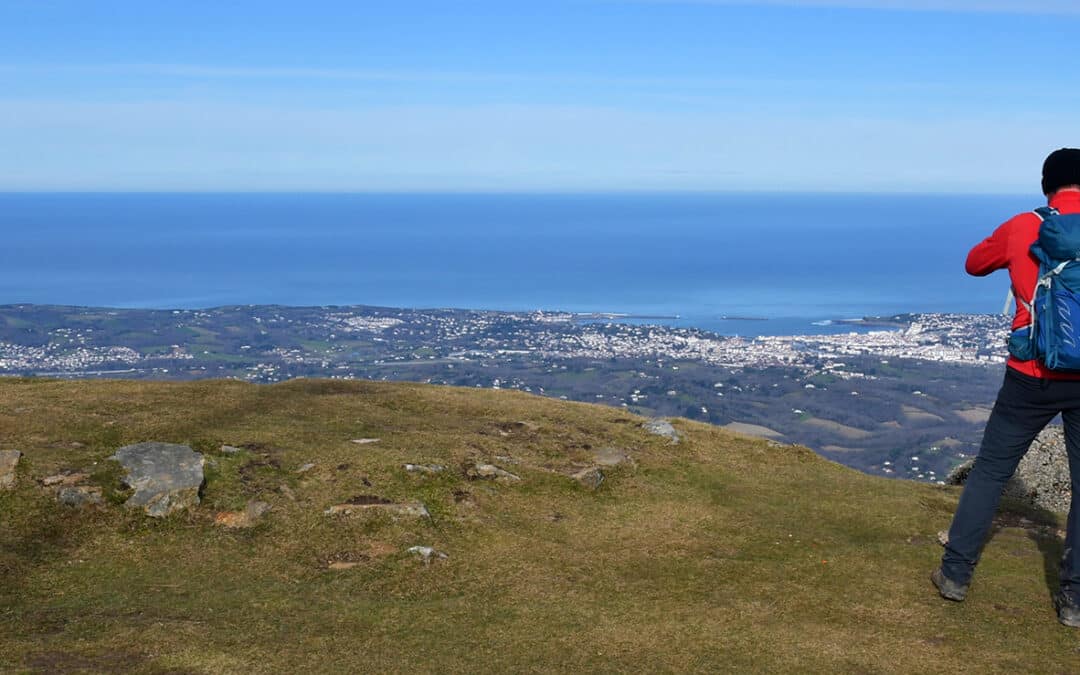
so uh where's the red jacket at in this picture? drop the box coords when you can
[967,189,1080,379]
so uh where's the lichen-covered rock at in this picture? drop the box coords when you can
[41,472,90,487]
[403,463,446,474]
[0,450,21,490]
[406,545,448,564]
[570,466,605,490]
[110,442,205,518]
[643,419,681,444]
[947,426,1071,513]
[466,463,521,484]
[325,500,430,519]
[57,486,104,508]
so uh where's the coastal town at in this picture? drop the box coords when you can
[0,305,1010,380]
[0,304,1010,482]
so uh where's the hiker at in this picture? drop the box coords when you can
[932,148,1080,626]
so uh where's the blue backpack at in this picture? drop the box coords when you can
[1008,206,1080,370]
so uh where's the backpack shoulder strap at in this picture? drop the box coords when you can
[1034,206,1060,221]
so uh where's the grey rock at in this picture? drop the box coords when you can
[110,442,205,518]
[220,445,243,455]
[406,545,448,564]
[947,426,1071,513]
[643,419,681,444]
[0,450,21,490]
[296,462,316,474]
[466,463,521,483]
[351,438,381,445]
[403,463,446,474]
[57,486,104,508]
[570,466,605,490]
[325,500,430,519]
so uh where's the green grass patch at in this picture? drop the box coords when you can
[0,378,1076,673]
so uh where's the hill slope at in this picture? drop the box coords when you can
[0,378,1076,673]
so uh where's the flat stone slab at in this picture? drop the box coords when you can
[57,486,104,508]
[643,419,682,444]
[0,450,21,490]
[41,472,90,487]
[466,463,521,483]
[407,545,448,564]
[110,442,205,518]
[325,500,430,519]
[403,463,446,474]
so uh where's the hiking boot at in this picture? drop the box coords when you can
[931,568,968,602]
[1054,591,1080,628]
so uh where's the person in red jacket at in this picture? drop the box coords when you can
[933,148,1080,627]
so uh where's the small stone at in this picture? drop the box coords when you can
[296,463,316,474]
[643,419,681,444]
[41,472,90,487]
[328,561,361,570]
[403,463,446,474]
[937,530,949,547]
[57,486,104,508]
[466,463,521,484]
[513,421,540,432]
[220,445,243,455]
[351,438,381,445]
[279,484,297,501]
[325,500,430,519]
[0,450,21,490]
[570,466,605,490]
[406,545,448,564]
[110,442,205,518]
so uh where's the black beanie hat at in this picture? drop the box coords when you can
[1042,148,1080,195]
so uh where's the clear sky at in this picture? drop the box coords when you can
[1,0,1077,192]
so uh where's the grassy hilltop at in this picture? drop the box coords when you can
[1,378,1077,673]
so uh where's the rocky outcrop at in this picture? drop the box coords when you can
[947,426,1071,513]
[110,442,206,518]
[0,450,21,490]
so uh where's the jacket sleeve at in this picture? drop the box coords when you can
[965,221,1012,277]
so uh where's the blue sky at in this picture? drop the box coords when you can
[1,0,1077,192]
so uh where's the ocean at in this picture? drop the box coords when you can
[0,192,1035,336]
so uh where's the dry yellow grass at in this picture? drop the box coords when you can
[1,377,1078,673]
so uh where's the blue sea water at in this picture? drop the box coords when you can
[0,192,1034,336]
